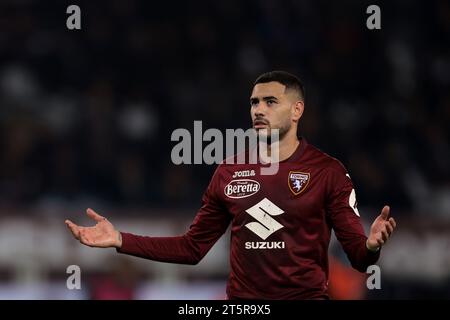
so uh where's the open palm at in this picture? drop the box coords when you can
[65,208,121,248]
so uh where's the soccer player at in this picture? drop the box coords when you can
[65,71,396,299]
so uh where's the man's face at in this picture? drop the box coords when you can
[250,81,299,139]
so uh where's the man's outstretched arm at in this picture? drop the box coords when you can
[65,169,232,265]
[326,165,397,272]
[66,204,231,265]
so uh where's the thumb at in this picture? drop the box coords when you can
[378,205,390,220]
[65,220,80,239]
[86,208,106,222]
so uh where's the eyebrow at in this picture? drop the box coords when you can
[250,96,279,103]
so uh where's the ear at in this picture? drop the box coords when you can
[292,100,304,122]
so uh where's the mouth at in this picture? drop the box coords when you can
[253,119,269,129]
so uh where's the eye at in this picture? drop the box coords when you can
[267,100,276,106]
[250,100,258,107]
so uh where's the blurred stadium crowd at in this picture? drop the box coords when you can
[0,0,449,299]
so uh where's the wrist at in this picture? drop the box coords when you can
[366,239,380,253]
[115,231,122,248]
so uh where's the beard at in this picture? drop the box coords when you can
[255,121,291,144]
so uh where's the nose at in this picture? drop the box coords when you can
[254,110,265,118]
[253,102,266,118]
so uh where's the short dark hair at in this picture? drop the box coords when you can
[254,70,305,101]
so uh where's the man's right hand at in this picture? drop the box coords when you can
[65,208,122,248]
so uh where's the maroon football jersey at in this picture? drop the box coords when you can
[117,138,380,299]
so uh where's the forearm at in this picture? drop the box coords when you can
[346,236,381,272]
[116,232,202,265]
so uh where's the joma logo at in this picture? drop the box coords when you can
[232,170,256,178]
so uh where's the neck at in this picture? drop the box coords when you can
[278,132,300,161]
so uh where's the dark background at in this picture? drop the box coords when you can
[0,0,449,299]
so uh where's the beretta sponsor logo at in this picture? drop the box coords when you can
[224,179,260,199]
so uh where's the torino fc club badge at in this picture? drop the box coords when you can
[288,171,310,195]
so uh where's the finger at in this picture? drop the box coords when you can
[389,217,397,229]
[381,229,389,242]
[385,221,394,235]
[65,220,80,240]
[377,238,385,246]
[86,208,106,223]
[379,205,390,220]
